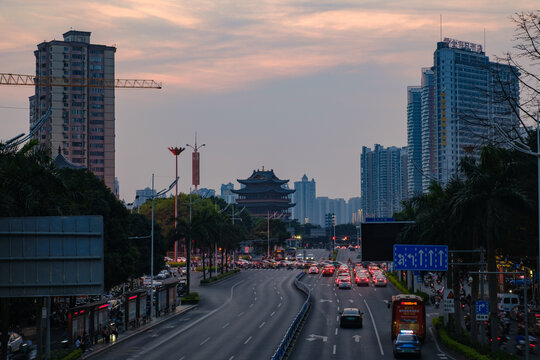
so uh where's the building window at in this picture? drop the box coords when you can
[90,104,104,109]
[90,112,104,117]
[89,136,104,140]
[72,142,83,147]
[90,128,104,133]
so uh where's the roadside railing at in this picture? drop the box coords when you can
[271,271,312,360]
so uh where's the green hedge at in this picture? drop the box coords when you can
[181,291,199,304]
[200,269,240,284]
[167,261,186,267]
[432,317,518,360]
[385,272,429,301]
[195,265,219,272]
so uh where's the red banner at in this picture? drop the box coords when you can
[192,152,200,186]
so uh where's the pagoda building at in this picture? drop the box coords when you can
[232,168,295,218]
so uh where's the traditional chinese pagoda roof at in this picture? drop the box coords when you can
[53,147,85,170]
[237,169,289,185]
[231,187,294,195]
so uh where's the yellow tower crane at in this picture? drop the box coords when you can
[0,73,162,88]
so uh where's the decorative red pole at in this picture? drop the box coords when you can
[187,133,205,195]
[168,146,185,261]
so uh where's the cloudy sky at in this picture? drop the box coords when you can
[0,0,535,201]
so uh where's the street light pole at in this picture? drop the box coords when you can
[168,146,185,262]
[151,173,155,319]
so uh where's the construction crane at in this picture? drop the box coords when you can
[0,73,162,89]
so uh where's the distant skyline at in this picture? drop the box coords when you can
[0,1,536,201]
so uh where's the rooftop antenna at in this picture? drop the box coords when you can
[440,14,443,42]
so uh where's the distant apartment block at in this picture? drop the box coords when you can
[407,86,423,196]
[292,174,316,224]
[220,182,238,204]
[361,145,408,218]
[30,30,117,191]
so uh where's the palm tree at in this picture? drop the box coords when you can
[459,145,531,350]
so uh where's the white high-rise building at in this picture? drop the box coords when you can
[292,174,316,224]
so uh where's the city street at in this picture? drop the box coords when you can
[289,249,456,360]
[91,268,304,360]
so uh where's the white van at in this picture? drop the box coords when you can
[497,293,520,311]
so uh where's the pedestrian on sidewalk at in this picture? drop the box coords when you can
[101,325,109,343]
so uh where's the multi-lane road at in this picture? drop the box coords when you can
[290,249,456,360]
[93,249,459,360]
[93,269,303,360]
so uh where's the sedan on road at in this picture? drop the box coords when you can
[373,275,387,287]
[356,275,370,286]
[308,266,319,274]
[322,266,334,276]
[393,332,421,358]
[338,278,352,289]
[339,308,363,328]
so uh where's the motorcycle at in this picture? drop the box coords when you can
[516,335,537,355]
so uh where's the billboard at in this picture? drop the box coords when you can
[361,221,413,261]
[0,216,104,297]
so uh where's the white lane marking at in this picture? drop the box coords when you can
[259,321,266,328]
[429,327,455,360]
[270,311,276,317]
[336,299,339,303]
[249,304,254,308]
[135,280,244,357]
[179,357,185,360]
[244,336,252,344]
[337,306,340,311]
[280,296,283,300]
[254,297,257,301]
[335,328,338,335]
[200,337,210,345]
[333,345,336,355]
[363,299,384,356]
[278,303,282,307]
[336,316,339,322]
[238,312,245,317]
[228,357,234,360]
[222,322,230,329]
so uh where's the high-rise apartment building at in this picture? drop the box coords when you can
[30,30,117,191]
[361,145,408,218]
[220,182,238,204]
[292,174,316,224]
[433,39,519,185]
[420,68,436,192]
[407,86,423,196]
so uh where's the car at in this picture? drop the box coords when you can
[356,275,370,286]
[393,331,421,358]
[306,254,315,261]
[338,278,352,289]
[322,266,334,276]
[340,308,363,327]
[308,266,319,274]
[374,275,387,287]
[335,275,350,287]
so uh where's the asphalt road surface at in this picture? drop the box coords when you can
[289,248,458,360]
[92,268,304,360]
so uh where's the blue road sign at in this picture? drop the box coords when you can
[476,301,489,315]
[393,244,448,271]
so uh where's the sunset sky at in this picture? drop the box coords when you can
[0,1,536,202]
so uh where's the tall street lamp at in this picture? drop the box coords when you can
[168,146,186,262]
[130,174,178,321]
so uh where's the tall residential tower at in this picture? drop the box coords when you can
[30,30,117,191]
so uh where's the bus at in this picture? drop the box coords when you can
[285,247,297,260]
[390,294,426,342]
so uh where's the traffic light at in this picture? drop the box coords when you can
[332,236,336,240]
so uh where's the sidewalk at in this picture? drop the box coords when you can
[82,304,197,359]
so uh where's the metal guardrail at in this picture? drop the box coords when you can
[271,271,312,360]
